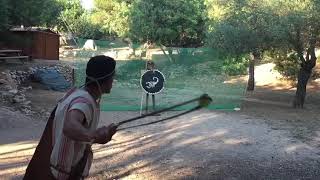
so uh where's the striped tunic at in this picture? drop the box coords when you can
[50,88,100,180]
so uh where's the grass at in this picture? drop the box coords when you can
[73,48,247,111]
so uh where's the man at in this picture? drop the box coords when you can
[24,55,118,180]
[145,60,156,113]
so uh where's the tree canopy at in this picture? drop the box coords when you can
[128,0,207,47]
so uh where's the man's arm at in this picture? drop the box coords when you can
[63,109,96,143]
[63,109,117,144]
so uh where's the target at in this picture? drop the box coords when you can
[140,70,165,94]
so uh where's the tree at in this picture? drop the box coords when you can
[0,0,9,31]
[0,0,62,47]
[57,0,85,32]
[272,0,320,108]
[206,0,282,91]
[92,0,131,38]
[7,0,61,27]
[128,0,207,61]
[73,12,105,39]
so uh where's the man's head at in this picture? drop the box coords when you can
[146,60,155,70]
[85,55,116,94]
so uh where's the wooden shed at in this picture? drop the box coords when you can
[9,27,60,60]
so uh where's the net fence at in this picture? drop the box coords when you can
[61,38,247,111]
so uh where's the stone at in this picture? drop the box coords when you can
[83,39,97,51]
[9,89,18,94]
[13,95,26,103]
[4,85,12,90]
[21,104,31,109]
[0,79,7,84]
[21,108,31,114]
[1,91,15,99]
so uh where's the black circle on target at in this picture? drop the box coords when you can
[140,70,165,94]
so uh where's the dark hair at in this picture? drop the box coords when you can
[85,55,116,87]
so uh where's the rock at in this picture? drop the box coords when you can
[83,39,97,51]
[0,91,14,99]
[9,89,18,94]
[5,72,18,90]
[20,86,32,92]
[0,79,7,84]
[21,104,31,110]
[21,108,31,114]
[4,85,12,90]
[19,89,26,93]
[13,95,26,103]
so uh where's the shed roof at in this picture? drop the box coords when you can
[10,27,59,36]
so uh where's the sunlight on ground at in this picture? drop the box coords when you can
[223,138,250,145]
[211,129,229,137]
[312,131,320,146]
[224,63,298,91]
[190,113,219,121]
[179,136,205,146]
[255,63,282,86]
[0,141,37,155]
[285,144,311,153]
[0,141,37,179]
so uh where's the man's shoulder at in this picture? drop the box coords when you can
[59,88,93,105]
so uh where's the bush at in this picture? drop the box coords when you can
[272,51,300,80]
[222,56,249,76]
[73,14,105,40]
[116,60,145,82]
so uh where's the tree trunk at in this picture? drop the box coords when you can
[293,67,311,108]
[160,45,174,62]
[247,51,261,91]
[292,39,317,108]
[247,58,255,91]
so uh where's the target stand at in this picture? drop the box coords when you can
[140,69,165,115]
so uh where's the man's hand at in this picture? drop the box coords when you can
[93,123,117,144]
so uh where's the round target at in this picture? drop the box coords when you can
[140,70,165,94]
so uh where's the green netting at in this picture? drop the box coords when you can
[61,40,247,111]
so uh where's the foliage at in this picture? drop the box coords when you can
[0,0,9,31]
[206,0,282,56]
[57,0,105,39]
[71,13,105,39]
[92,0,131,37]
[57,0,85,32]
[271,51,300,80]
[222,55,249,76]
[7,0,61,27]
[265,0,320,81]
[114,59,145,83]
[129,0,207,47]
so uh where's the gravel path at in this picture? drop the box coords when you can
[2,108,319,180]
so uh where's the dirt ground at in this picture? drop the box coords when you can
[1,62,320,179]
